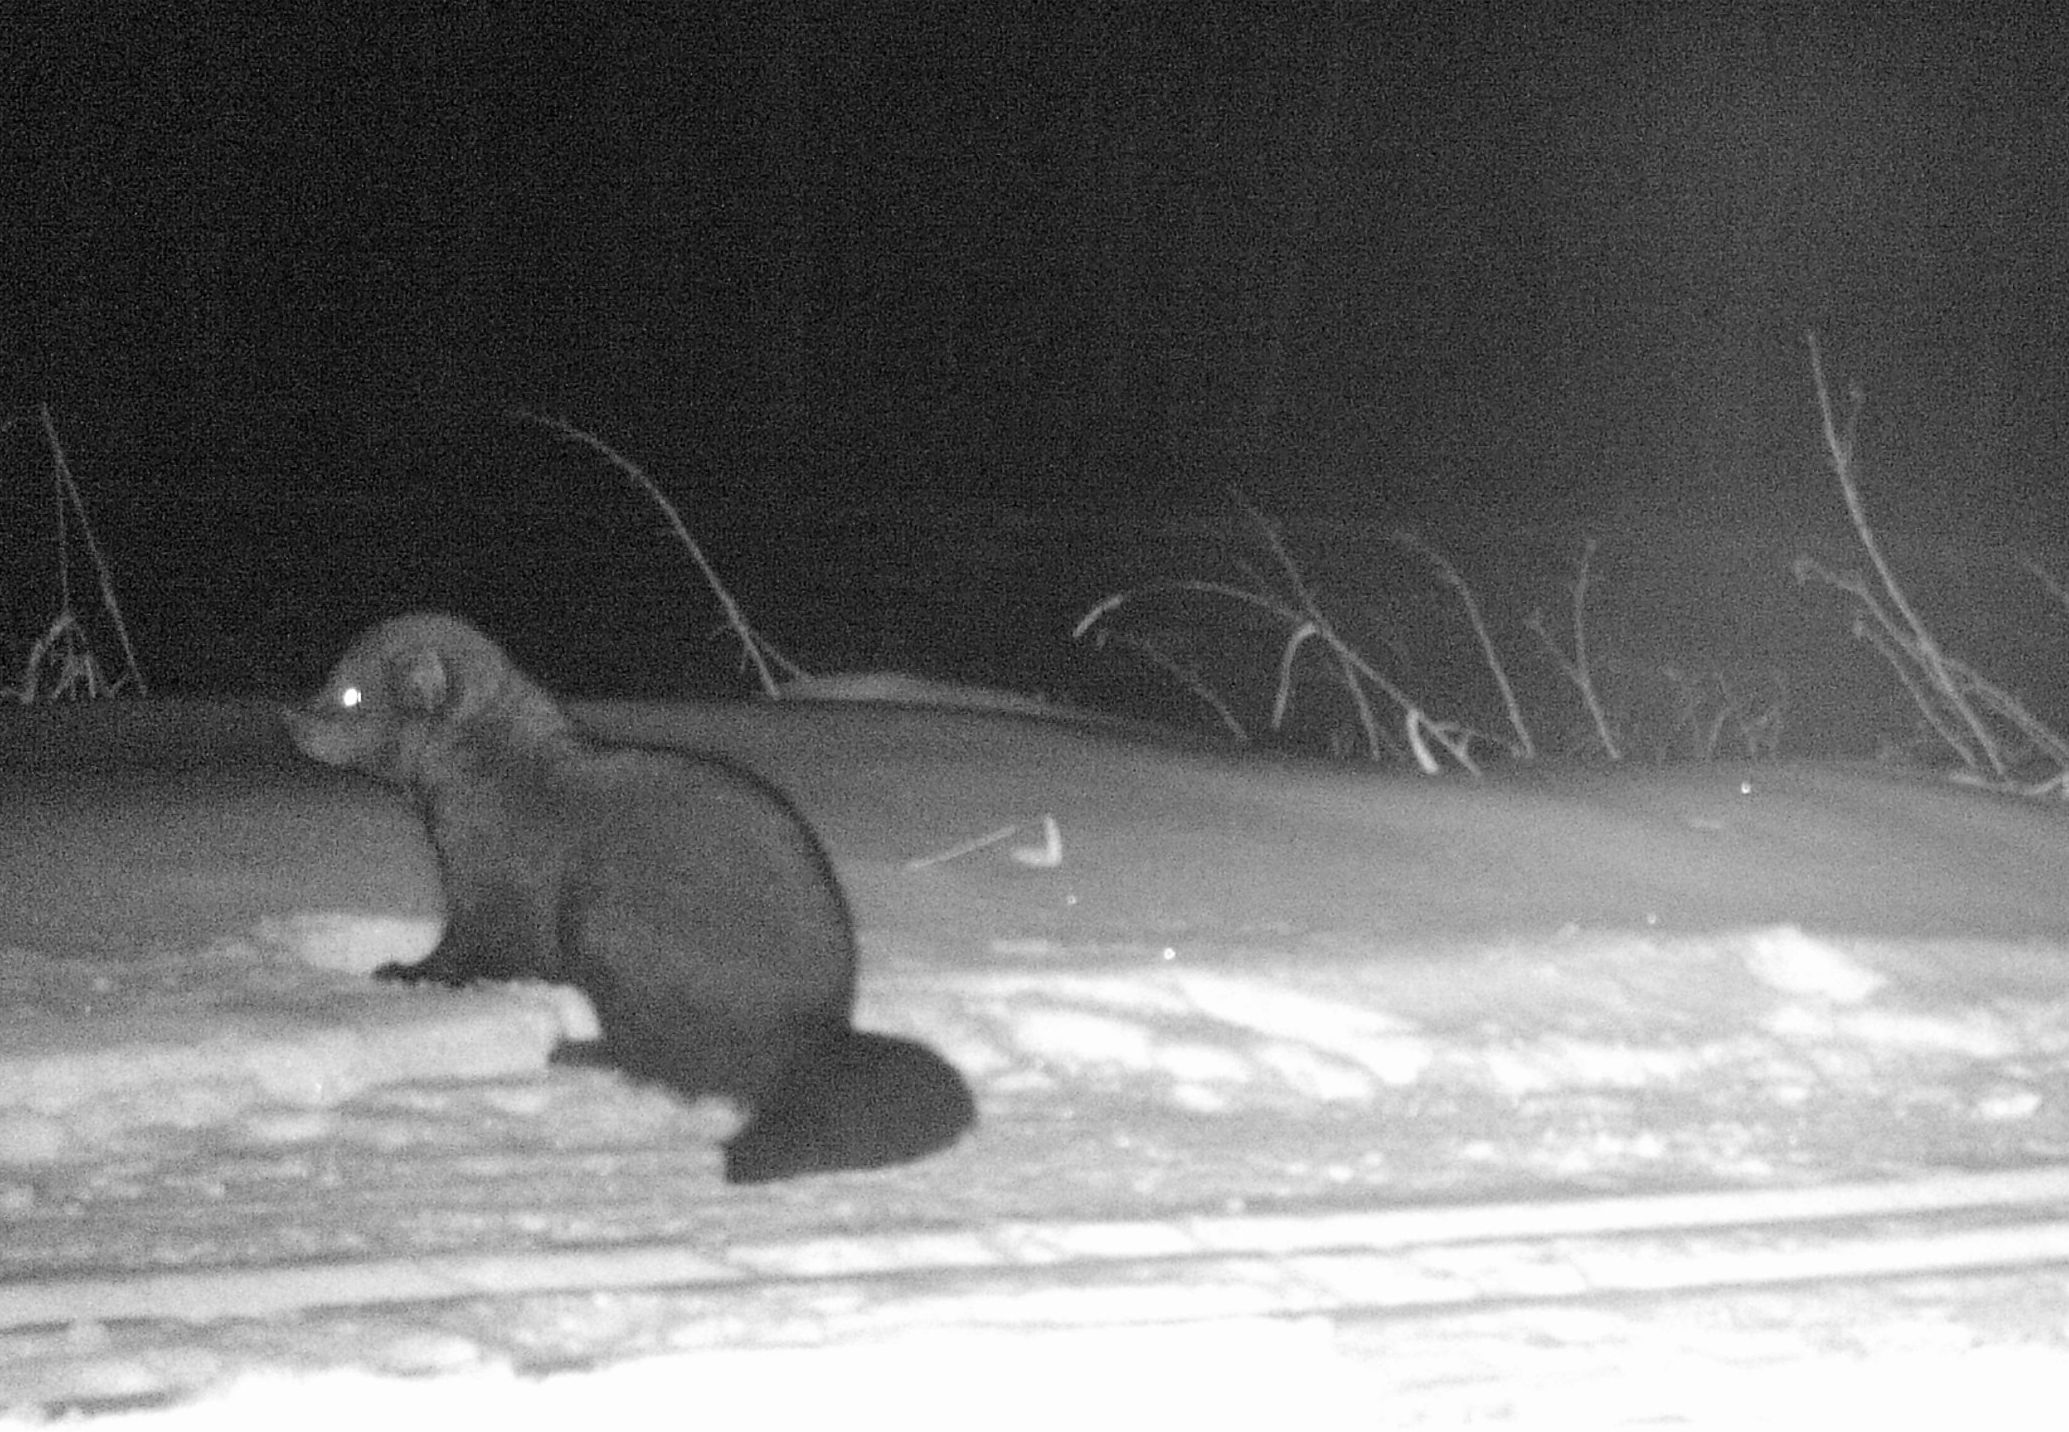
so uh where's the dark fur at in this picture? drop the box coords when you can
[286,612,973,1183]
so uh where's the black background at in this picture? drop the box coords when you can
[10,5,2067,754]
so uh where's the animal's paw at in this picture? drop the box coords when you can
[373,957,467,986]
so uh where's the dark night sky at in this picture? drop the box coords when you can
[9,5,2069,743]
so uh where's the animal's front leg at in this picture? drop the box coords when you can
[373,941,477,986]
[374,883,554,985]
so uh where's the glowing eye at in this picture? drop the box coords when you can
[340,686,364,710]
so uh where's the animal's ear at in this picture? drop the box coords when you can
[395,646,454,714]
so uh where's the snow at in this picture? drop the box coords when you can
[0,947,594,1164]
[4,695,2069,1423]
[61,1323,1366,1431]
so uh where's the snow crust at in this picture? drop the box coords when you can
[901,923,2069,1121]
[46,1328,2069,1432]
[0,943,594,1163]
[5,916,2063,1177]
[7,697,2069,1421]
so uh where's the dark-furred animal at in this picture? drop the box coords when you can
[286,612,974,1183]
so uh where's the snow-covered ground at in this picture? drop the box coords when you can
[4,695,2069,1426]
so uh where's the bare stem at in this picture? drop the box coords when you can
[1075,496,1498,772]
[513,410,800,694]
[1395,530,1534,758]
[1802,337,2010,776]
[1527,539,1619,761]
[14,407,146,700]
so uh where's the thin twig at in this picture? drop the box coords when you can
[513,411,801,694]
[1804,336,2006,774]
[1526,539,1619,761]
[1395,530,1534,759]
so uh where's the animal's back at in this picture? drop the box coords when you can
[549,741,858,1086]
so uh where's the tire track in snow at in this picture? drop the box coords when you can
[9,1164,2069,1331]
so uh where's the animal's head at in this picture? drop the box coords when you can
[285,612,521,785]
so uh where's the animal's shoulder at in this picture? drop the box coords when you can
[545,739,805,834]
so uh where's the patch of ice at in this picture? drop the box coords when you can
[1166,970,1421,1051]
[1975,1085,2044,1120]
[0,955,594,1164]
[1252,1041,1382,1101]
[1474,1040,1714,1096]
[1763,1003,2019,1059]
[1743,926,1885,1004]
[1763,1005,1837,1040]
[1834,1007,2018,1057]
[250,913,441,974]
[1157,1041,1256,1088]
[956,969,1437,1106]
[1013,1009,1157,1066]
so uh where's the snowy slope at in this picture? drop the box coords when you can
[3,697,2069,1422]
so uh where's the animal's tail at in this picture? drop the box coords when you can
[725,1030,976,1185]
